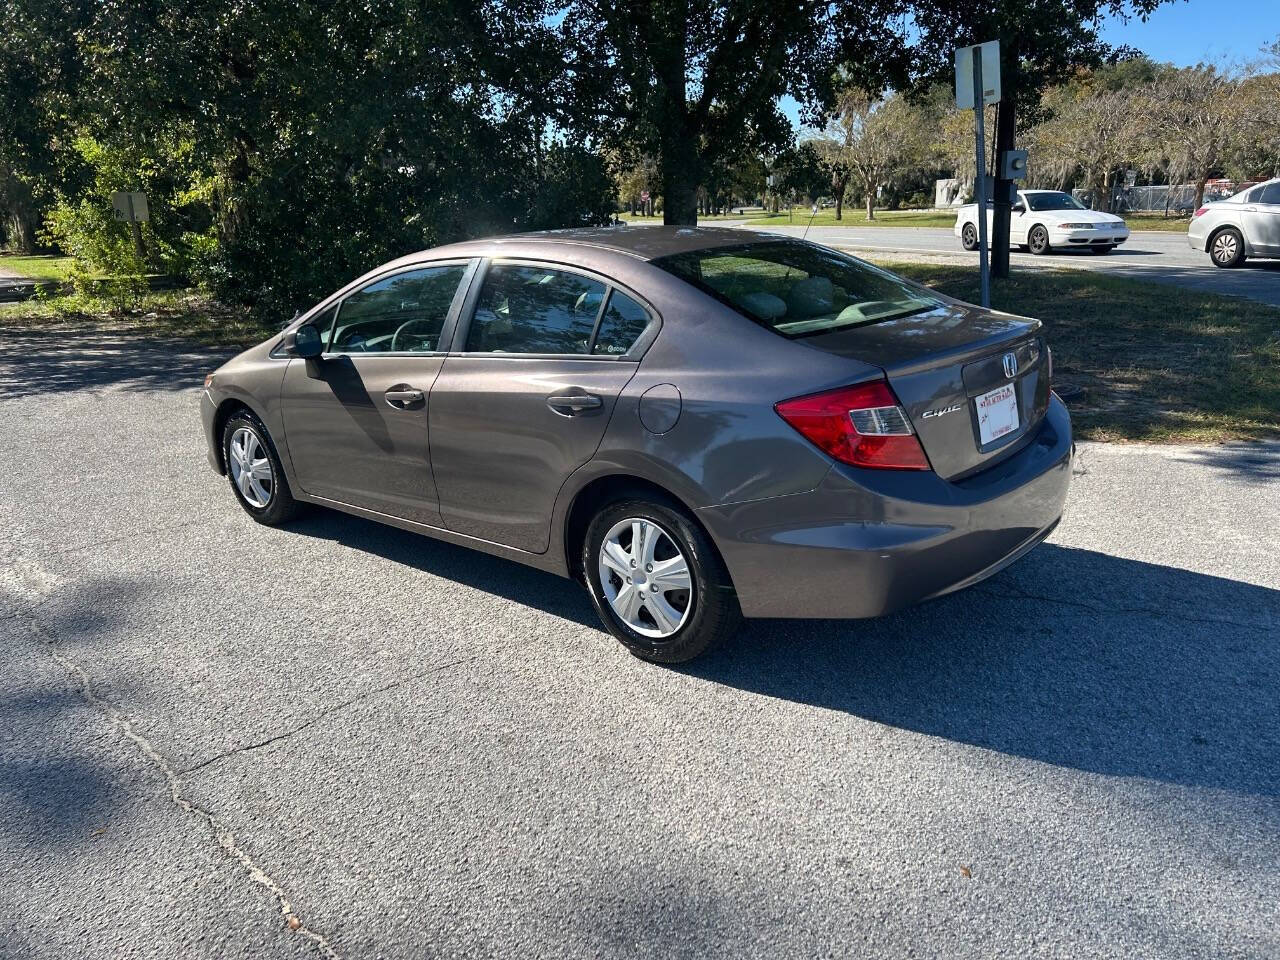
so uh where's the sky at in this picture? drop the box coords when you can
[780,0,1275,130]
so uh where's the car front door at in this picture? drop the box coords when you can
[1243,182,1280,255]
[428,260,654,552]
[1010,194,1030,244]
[280,261,474,525]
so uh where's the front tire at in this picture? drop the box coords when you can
[1209,228,1246,268]
[1028,225,1051,255]
[960,223,978,251]
[583,498,741,664]
[222,410,301,525]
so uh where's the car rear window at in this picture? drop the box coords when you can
[653,242,941,338]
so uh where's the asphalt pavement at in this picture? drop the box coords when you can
[2,329,1278,959]
[716,223,1280,307]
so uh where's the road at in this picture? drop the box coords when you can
[2,330,1278,959]
[720,223,1280,307]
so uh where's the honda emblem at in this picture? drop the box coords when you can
[1002,352,1018,379]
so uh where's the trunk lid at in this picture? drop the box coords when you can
[801,302,1051,480]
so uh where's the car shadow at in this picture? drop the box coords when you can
[284,510,1278,797]
[287,508,601,629]
[678,543,1279,798]
[1170,442,1280,484]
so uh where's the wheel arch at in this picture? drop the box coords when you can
[211,397,265,474]
[1206,223,1248,257]
[561,473,725,585]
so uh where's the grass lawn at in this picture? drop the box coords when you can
[0,291,275,349]
[883,262,1280,443]
[745,208,959,228]
[1121,214,1193,232]
[0,253,76,283]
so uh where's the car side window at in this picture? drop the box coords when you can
[331,265,466,354]
[1257,183,1280,205]
[592,290,650,356]
[465,265,604,354]
[1245,186,1267,203]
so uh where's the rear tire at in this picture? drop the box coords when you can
[1209,228,1246,268]
[1028,225,1051,255]
[583,497,741,664]
[222,409,302,526]
[960,223,978,251]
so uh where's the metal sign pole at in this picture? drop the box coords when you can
[973,48,990,308]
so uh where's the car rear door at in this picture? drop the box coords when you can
[1243,182,1280,255]
[279,261,474,525]
[428,260,653,552]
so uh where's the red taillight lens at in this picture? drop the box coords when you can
[1193,206,1208,218]
[775,380,931,471]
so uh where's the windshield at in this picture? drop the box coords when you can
[1024,192,1087,212]
[652,242,942,338]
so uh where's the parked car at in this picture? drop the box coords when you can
[955,189,1130,255]
[1188,177,1280,268]
[203,228,1072,663]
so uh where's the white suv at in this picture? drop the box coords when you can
[1188,178,1280,268]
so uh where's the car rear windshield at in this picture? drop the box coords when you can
[652,242,942,338]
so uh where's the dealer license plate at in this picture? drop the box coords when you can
[975,383,1019,445]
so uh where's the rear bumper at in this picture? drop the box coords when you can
[698,395,1073,619]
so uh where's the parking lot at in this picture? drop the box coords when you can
[2,329,1278,959]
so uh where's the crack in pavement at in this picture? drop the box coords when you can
[3,584,343,960]
[973,583,1274,634]
[178,656,477,779]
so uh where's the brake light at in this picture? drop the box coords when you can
[1193,206,1208,218]
[775,380,930,471]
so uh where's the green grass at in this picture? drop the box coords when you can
[744,208,959,228]
[0,253,76,283]
[1120,214,1193,232]
[0,290,274,348]
[881,261,1280,443]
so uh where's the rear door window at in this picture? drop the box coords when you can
[464,265,605,354]
[1257,183,1280,205]
[591,290,650,356]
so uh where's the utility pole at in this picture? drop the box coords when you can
[990,90,1017,279]
[972,48,990,309]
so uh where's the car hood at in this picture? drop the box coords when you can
[1035,208,1124,226]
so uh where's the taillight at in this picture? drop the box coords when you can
[1193,206,1208,218]
[775,380,931,471]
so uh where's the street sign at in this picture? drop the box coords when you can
[955,41,1001,109]
[111,191,149,222]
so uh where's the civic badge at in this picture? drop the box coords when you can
[1002,352,1018,379]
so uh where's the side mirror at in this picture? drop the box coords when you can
[282,324,323,359]
[1012,203,1025,214]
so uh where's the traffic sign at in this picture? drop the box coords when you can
[111,192,150,222]
[955,41,1001,109]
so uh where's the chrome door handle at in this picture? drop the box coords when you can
[1244,206,1258,212]
[546,392,603,415]
[384,387,424,408]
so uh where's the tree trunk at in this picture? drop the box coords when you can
[865,185,875,221]
[834,186,844,221]
[1194,174,1209,211]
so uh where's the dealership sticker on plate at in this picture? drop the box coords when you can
[975,383,1019,445]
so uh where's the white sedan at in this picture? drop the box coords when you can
[955,189,1130,255]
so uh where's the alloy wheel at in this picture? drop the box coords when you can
[228,427,273,508]
[1029,227,1049,254]
[597,517,693,639]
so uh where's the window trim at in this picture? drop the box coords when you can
[448,257,660,361]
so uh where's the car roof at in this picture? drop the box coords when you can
[388,225,784,267]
